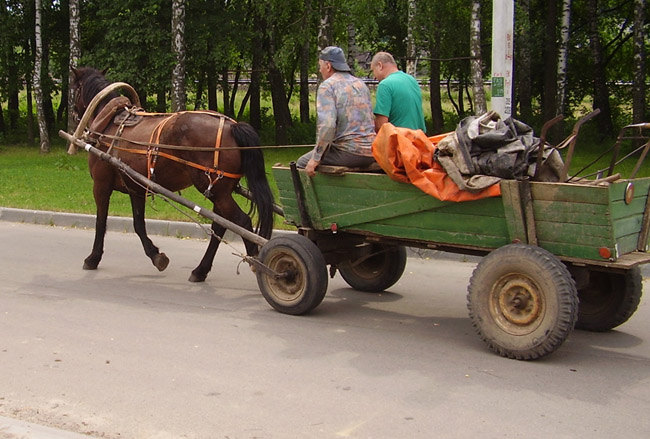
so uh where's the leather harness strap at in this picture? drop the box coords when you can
[111,112,243,181]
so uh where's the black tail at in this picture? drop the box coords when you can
[231,122,274,239]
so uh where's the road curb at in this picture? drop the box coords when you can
[0,415,90,439]
[0,206,479,263]
[5,207,650,275]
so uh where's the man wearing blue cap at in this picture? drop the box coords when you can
[297,46,376,177]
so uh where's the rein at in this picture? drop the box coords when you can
[92,110,243,181]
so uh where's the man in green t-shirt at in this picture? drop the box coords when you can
[370,51,426,133]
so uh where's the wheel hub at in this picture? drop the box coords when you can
[490,275,544,334]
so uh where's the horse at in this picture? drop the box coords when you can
[69,67,274,282]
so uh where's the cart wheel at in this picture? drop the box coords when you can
[467,244,578,360]
[575,267,643,332]
[338,244,407,293]
[256,234,328,315]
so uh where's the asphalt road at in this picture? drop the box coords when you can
[1,221,650,439]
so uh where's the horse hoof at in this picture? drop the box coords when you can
[153,253,170,271]
[188,272,206,283]
[83,260,98,270]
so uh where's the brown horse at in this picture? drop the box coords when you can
[70,67,274,282]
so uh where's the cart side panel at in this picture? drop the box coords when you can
[530,178,650,260]
[273,167,509,248]
[609,179,650,255]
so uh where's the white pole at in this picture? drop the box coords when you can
[491,0,515,117]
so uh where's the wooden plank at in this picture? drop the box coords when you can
[536,221,613,244]
[613,215,644,239]
[530,181,609,204]
[532,200,610,225]
[637,184,650,251]
[355,223,510,248]
[537,240,615,261]
[380,210,509,235]
[298,172,323,228]
[500,180,527,243]
[317,194,448,228]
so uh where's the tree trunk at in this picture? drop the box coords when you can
[249,32,262,131]
[0,101,4,134]
[317,0,333,51]
[171,0,187,112]
[632,0,646,123]
[156,87,166,113]
[267,40,293,145]
[221,67,231,116]
[470,0,487,115]
[406,0,417,75]
[428,34,444,134]
[68,0,80,133]
[229,65,241,117]
[587,0,614,137]
[8,51,19,130]
[347,23,359,69]
[26,60,35,144]
[34,0,50,153]
[542,0,558,124]
[300,31,310,123]
[556,0,571,118]
[207,59,217,111]
[515,0,532,121]
[194,72,204,110]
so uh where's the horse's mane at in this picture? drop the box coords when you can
[75,67,119,115]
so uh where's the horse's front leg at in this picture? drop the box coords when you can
[129,193,169,271]
[84,181,112,270]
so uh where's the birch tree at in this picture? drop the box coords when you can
[405,0,416,75]
[515,0,532,121]
[632,0,646,123]
[67,0,80,134]
[34,0,49,153]
[171,0,186,112]
[556,0,571,118]
[469,0,486,115]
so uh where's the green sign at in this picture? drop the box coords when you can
[492,77,504,97]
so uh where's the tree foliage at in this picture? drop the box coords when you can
[0,0,648,145]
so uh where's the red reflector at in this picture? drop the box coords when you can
[330,223,338,232]
[599,247,612,259]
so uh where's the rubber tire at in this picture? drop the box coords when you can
[338,244,407,293]
[256,234,328,315]
[467,244,578,360]
[575,267,643,332]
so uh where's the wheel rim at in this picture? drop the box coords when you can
[489,274,545,335]
[263,248,307,305]
[348,250,387,279]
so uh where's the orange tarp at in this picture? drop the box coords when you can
[372,123,501,202]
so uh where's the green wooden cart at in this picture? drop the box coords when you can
[255,122,650,360]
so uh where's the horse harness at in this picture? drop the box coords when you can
[87,99,243,195]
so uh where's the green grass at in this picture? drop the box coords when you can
[0,138,311,229]
[0,127,647,231]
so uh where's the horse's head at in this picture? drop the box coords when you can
[70,67,110,122]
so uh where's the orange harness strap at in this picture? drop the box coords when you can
[127,113,243,181]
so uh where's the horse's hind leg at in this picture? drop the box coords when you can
[189,198,258,283]
[189,223,226,282]
[129,193,169,271]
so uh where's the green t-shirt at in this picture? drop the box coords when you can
[374,70,426,132]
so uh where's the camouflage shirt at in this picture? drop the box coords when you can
[311,72,376,162]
